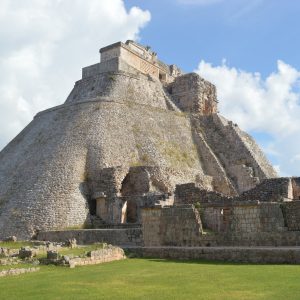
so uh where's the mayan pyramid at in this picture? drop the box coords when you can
[0,41,277,239]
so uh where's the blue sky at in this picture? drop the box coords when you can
[124,0,300,76]
[0,0,299,176]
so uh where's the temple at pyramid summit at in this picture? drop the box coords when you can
[0,40,300,256]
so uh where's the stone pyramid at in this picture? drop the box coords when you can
[0,40,277,239]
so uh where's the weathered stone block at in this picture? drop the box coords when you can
[47,250,60,260]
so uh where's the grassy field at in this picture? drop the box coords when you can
[0,241,34,249]
[1,259,300,299]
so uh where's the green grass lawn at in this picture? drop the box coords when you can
[0,258,300,300]
[0,263,34,271]
[0,241,34,249]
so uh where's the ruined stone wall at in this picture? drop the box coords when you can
[202,206,225,232]
[99,42,175,82]
[0,267,40,277]
[90,166,128,199]
[128,246,300,264]
[140,203,300,247]
[120,166,152,196]
[0,97,207,239]
[239,178,293,202]
[160,205,203,246]
[230,203,285,233]
[0,42,280,239]
[82,63,101,78]
[141,202,300,248]
[234,126,279,179]
[118,46,159,78]
[91,166,175,225]
[37,228,143,246]
[100,44,122,61]
[65,72,170,110]
[217,231,300,247]
[141,208,161,246]
[282,201,300,231]
[142,205,202,247]
[82,57,143,79]
[197,114,277,193]
[69,247,125,268]
[189,116,237,196]
[174,182,289,234]
[121,193,173,223]
[175,178,296,207]
[292,178,300,200]
[169,73,218,115]
[202,202,286,236]
[174,183,232,205]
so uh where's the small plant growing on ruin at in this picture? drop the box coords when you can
[194,202,201,210]
[108,75,115,81]
[141,154,150,163]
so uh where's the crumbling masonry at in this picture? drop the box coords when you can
[0,41,299,254]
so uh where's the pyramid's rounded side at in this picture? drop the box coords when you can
[0,100,205,239]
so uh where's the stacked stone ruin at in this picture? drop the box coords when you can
[0,40,299,257]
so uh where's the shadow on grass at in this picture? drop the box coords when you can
[129,257,300,267]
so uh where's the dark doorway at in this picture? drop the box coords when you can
[126,200,138,223]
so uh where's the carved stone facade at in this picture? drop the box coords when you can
[83,40,182,83]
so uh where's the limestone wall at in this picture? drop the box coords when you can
[141,202,300,247]
[202,202,286,235]
[90,166,174,225]
[189,116,237,196]
[0,267,40,277]
[128,247,300,264]
[169,73,218,115]
[90,166,128,199]
[175,178,298,208]
[197,114,277,193]
[37,228,143,246]
[99,41,177,83]
[82,63,101,78]
[100,43,122,62]
[118,46,158,78]
[239,178,293,202]
[0,98,207,238]
[0,42,279,239]
[231,203,285,233]
[82,57,143,79]
[69,247,125,268]
[174,183,231,205]
[65,72,170,110]
[141,208,162,246]
[282,201,300,231]
[292,178,300,200]
[142,205,203,247]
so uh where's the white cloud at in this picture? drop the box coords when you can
[196,60,300,176]
[0,0,150,148]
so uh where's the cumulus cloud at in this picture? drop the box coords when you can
[196,60,300,176]
[0,0,150,149]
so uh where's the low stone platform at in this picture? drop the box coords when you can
[0,267,40,277]
[37,228,142,246]
[125,246,300,264]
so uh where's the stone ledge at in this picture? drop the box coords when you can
[37,228,143,246]
[0,267,40,277]
[124,246,300,264]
